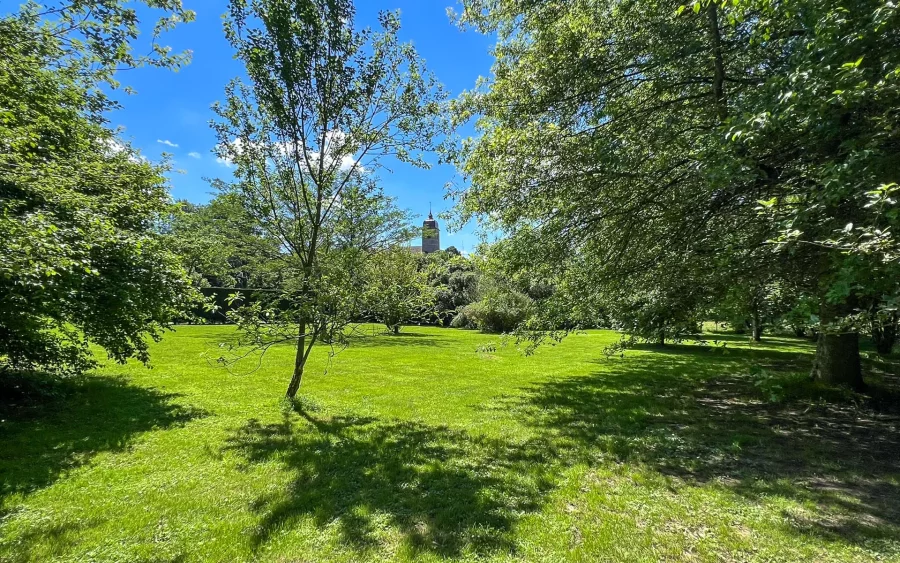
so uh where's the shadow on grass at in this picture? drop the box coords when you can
[202,328,453,355]
[619,338,812,367]
[225,338,900,557]
[510,348,900,549]
[343,331,452,349]
[0,371,205,516]
[225,408,555,558]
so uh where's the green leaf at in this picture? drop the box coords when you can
[842,56,864,69]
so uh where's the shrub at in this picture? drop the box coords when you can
[450,306,479,329]
[464,287,533,334]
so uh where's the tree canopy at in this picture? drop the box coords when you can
[164,193,284,289]
[450,0,900,387]
[0,1,195,375]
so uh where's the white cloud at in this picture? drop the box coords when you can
[310,130,360,172]
[337,154,359,171]
[214,131,364,173]
[214,140,244,168]
[103,138,127,155]
[157,139,179,148]
[101,138,146,163]
[187,151,201,159]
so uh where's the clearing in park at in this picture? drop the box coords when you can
[2,325,899,562]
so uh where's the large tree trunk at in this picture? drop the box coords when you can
[811,331,863,390]
[286,321,307,399]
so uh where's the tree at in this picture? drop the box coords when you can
[165,200,240,288]
[212,0,447,398]
[738,0,900,388]
[779,294,818,339]
[870,311,898,356]
[450,0,900,388]
[420,250,479,325]
[363,247,436,334]
[608,290,704,348]
[456,270,534,334]
[164,193,284,289]
[711,279,796,341]
[0,2,195,375]
[857,273,900,356]
[5,0,193,86]
[333,185,418,253]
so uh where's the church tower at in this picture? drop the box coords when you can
[422,209,440,254]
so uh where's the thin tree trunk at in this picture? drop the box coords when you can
[707,3,728,122]
[286,321,307,399]
[751,311,763,341]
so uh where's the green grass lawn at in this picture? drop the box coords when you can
[2,326,900,562]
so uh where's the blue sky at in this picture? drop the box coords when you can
[112,1,494,252]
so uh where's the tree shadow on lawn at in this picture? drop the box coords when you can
[211,330,454,354]
[225,408,558,559]
[342,331,453,349]
[0,371,205,518]
[512,343,900,550]
[225,340,900,558]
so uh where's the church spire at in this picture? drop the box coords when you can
[421,202,440,254]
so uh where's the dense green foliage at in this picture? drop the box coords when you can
[455,275,533,333]
[0,2,195,374]
[451,0,900,386]
[420,249,480,325]
[164,193,284,289]
[2,326,899,562]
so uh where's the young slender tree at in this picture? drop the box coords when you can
[213,0,447,398]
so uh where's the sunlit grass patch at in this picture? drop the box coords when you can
[1,325,898,562]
